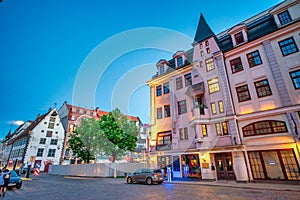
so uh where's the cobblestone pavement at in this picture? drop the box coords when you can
[3,174,300,200]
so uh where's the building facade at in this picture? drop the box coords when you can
[147,0,300,182]
[1,108,65,172]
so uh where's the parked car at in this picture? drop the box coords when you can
[126,168,164,185]
[7,170,22,189]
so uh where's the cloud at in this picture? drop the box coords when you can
[7,120,24,126]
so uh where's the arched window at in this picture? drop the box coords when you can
[242,120,287,137]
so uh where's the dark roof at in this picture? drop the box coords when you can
[194,14,215,43]
[12,111,50,142]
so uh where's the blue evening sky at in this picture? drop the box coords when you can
[0,0,283,138]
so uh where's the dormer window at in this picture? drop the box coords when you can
[234,32,244,45]
[177,57,183,67]
[159,65,165,75]
[205,40,209,46]
[278,10,291,25]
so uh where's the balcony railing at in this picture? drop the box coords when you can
[155,143,172,151]
[192,107,209,119]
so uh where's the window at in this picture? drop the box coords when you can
[208,78,220,93]
[205,40,209,46]
[179,127,188,140]
[255,79,272,97]
[50,139,58,145]
[176,77,183,90]
[200,51,204,57]
[157,132,172,145]
[159,65,165,75]
[247,50,262,67]
[157,107,163,119]
[47,149,56,157]
[222,122,228,135]
[37,148,44,157]
[206,48,210,54]
[46,131,53,137]
[184,73,192,86]
[234,32,244,45]
[205,57,215,71]
[178,100,187,115]
[193,68,198,78]
[248,152,265,179]
[164,105,171,117]
[218,101,224,113]
[39,138,46,144]
[163,82,169,94]
[278,10,291,25]
[211,102,217,114]
[200,61,204,67]
[236,85,251,102]
[215,124,221,136]
[48,116,56,129]
[242,120,287,137]
[230,57,243,73]
[279,37,299,56]
[177,57,183,67]
[200,43,203,49]
[156,85,162,96]
[290,70,300,89]
[201,124,207,137]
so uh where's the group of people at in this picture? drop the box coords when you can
[0,168,10,197]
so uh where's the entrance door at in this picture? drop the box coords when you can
[215,153,235,180]
[44,163,52,173]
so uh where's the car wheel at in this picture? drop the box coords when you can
[157,181,163,184]
[146,177,153,185]
[127,177,133,184]
[16,184,22,189]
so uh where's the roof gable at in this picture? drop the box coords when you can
[194,14,215,43]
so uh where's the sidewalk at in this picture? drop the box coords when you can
[169,178,300,192]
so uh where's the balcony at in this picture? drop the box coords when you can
[156,143,172,151]
[194,137,212,150]
[191,107,209,124]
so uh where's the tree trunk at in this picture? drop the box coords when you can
[112,151,116,163]
[87,151,90,164]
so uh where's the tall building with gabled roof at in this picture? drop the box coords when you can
[148,0,300,182]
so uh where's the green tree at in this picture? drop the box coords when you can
[68,118,102,164]
[99,108,139,163]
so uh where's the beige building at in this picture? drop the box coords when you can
[147,0,300,182]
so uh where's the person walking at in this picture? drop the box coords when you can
[0,170,4,197]
[2,168,10,197]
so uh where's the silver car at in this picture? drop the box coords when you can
[126,168,164,185]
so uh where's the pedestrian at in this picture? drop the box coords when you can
[2,168,10,197]
[0,169,4,197]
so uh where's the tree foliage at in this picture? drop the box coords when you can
[99,108,139,163]
[67,118,102,164]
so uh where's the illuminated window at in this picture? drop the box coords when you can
[278,10,291,25]
[205,40,209,46]
[211,102,217,114]
[255,79,272,98]
[157,132,172,145]
[200,51,204,57]
[208,78,220,93]
[222,122,228,135]
[200,43,203,49]
[230,57,243,73]
[206,48,210,54]
[218,101,224,113]
[200,61,204,67]
[279,37,298,56]
[215,124,221,136]
[242,120,287,137]
[236,84,251,102]
[48,116,56,129]
[290,69,300,89]
[206,57,215,71]
[247,50,262,67]
[201,124,207,137]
